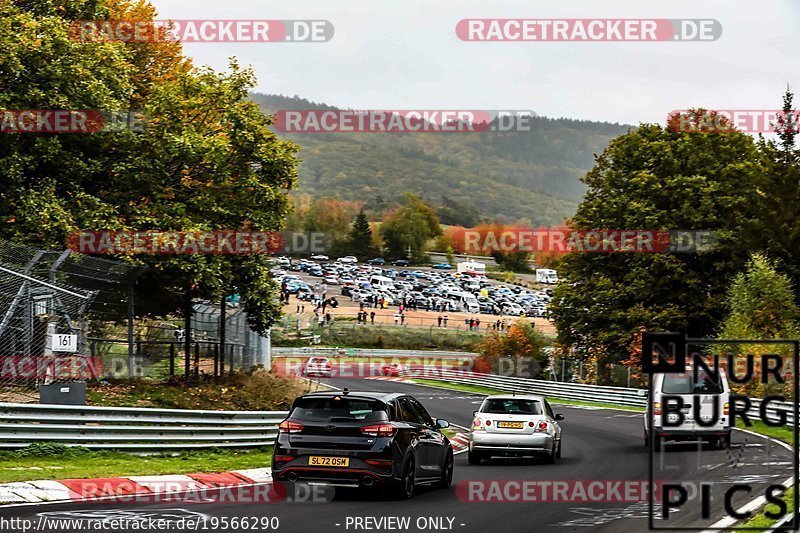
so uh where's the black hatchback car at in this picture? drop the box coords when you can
[272,390,453,499]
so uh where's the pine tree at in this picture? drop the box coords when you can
[348,210,376,259]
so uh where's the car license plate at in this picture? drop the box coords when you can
[497,421,524,429]
[309,456,349,467]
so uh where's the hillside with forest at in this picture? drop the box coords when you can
[252,93,633,225]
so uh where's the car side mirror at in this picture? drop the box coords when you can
[436,419,450,429]
[637,389,649,398]
[555,414,565,421]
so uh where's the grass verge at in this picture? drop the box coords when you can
[0,444,273,484]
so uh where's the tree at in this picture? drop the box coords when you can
[476,321,549,378]
[749,90,800,292]
[302,197,360,251]
[720,254,799,337]
[550,117,763,383]
[347,210,377,259]
[718,253,799,395]
[380,194,442,261]
[0,0,299,333]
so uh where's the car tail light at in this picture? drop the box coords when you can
[274,454,293,463]
[486,420,492,426]
[654,402,661,415]
[528,421,534,428]
[724,402,729,416]
[535,420,548,432]
[278,420,304,434]
[361,424,395,437]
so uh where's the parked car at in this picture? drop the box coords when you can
[502,303,525,316]
[337,256,358,264]
[368,258,386,265]
[310,254,329,261]
[392,259,410,267]
[468,394,563,464]
[432,262,453,270]
[272,390,453,499]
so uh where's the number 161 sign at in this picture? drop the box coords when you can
[51,334,77,353]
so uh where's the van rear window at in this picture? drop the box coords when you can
[662,370,723,394]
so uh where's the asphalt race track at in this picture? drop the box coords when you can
[0,378,794,533]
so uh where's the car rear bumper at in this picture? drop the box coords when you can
[470,432,554,453]
[653,428,731,441]
[273,455,399,487]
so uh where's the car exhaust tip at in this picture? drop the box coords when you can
[361,476,374,487]
[286,472,298,482]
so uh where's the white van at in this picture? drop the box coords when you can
[448,290,479,313]
[641,366,731,450]
[458,261,486,276]
[369,275,395,291]
[535,269,558,284]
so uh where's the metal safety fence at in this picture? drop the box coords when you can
[407,369,797,427]
[0,402,287,450]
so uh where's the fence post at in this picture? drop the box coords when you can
[213,343,219,382]
[135,340,141,379]
[169,342,175,376]
[219,296,226,377]
[127,282,135,383]
[194,342,200,382]
[184,292,192,384]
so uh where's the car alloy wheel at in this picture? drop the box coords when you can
[395,457,415,500]
[436,452,453,489]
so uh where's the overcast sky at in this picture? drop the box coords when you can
[155,0,800,126]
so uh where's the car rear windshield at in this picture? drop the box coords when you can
[291,397,388,422]
[480,399,542,415]
[662,370,724,394]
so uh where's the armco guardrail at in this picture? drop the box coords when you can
[416,369,647,407]
[410,369,797,426]
[0,403,288,451]
[273,348,477,359]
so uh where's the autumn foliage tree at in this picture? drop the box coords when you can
[0,0,299,332]
[475,321,549,378]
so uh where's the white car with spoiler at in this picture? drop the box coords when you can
[468,394,563,464]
